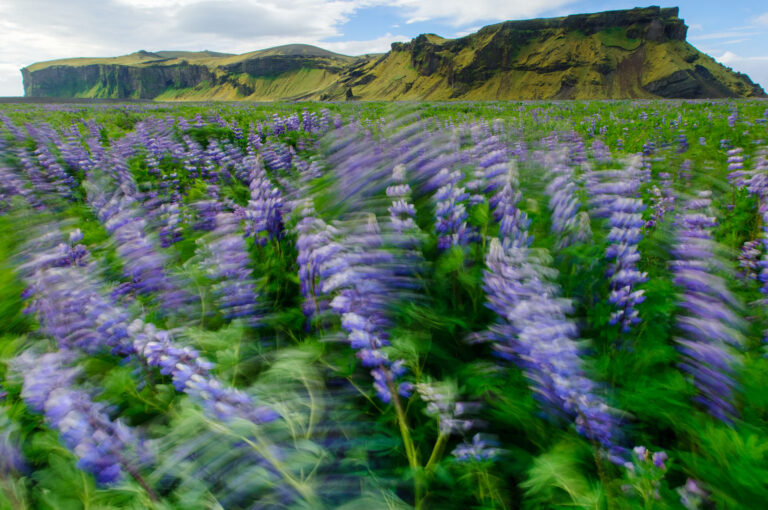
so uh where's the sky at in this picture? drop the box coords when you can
[0,0,766,96]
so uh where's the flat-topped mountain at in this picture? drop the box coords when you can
[20,6,766,101]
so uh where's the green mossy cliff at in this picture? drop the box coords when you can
[21,7,766,101]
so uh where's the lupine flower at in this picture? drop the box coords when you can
[484,238,621,452]
[544,152,592,248]
[157,199,184,248]
[19,229,133,355]
[727,148,744,172]
[416,381,474,435]
[192,185,222,232]
[621,446,669,502]
[645,176,675,229]
[434,169,473,250]
[492,177,532,248]
[17,351,146,485]
[591,139,612,162]
[130,320,278,424]
[587,160,648,332]
[320,217,415,403]
[386,164,423,249]
[452,434,500,462]
[295,214,339,320]
[241,158,284,245]
[678,478,709,509]
[86,172,191,311]
[671,192,744,421]
[197,212,260,324]
[738,240,762,281]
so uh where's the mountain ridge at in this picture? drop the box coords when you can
[21,6,766,101]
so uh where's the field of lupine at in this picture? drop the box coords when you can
[0,99,767,509]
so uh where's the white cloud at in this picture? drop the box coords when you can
[689,30,761,41]
[756,12,768,25]
[713,51,768,90]
[322,33,411,56]
[453,27,481,38]
[390,0,575,26]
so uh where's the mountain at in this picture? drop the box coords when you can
[20,6,766,101]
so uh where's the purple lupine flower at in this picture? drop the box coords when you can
[591,139,612,163]
[129,320,278,424]
[433,169,473,250]
[241,158,284,245]
[261,141,294,172]
[587,160,648,332]
[157,200,184,248]
[738,240,762,281]
[544,152,592,248]
[727,148,744,173]
[492,178,532,248]
[16,146,70,200]
[671,192,744,422]
[0,164,44,210]
[416,381,474,435]
[320,216,416,403]
[678,478,709,509]
[17,351,146,485]
[295,214,339,321]
[56,123,93,174]
[483,238,621,452]
[191,185,222,232]
[197,212,260,324]
[452,434,500,462]
[87,179,191,312]
[645,175,675,229]
[19,229,133,355]
[386,164,422,249]
[679,159,692,181]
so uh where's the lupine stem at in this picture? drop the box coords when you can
[386,376,423,507]
[425,432,449,473]
[202,417,318,505]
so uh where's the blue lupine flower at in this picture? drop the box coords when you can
[130,321,278,424]
[452,434,500,462]
[544,153,592,248]
[18,351,146,485]
[197,212,260,324]
[587,161,647,332]
[320,216,415,403]
[242,157,284,245]
[671,192,744,422]
[484,238,621,452]
[434,169,473,250]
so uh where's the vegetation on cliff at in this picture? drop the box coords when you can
[21,6,766,101]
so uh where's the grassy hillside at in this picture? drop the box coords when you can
[21,7,766,100]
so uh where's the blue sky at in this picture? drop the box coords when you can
[0,0,766,96]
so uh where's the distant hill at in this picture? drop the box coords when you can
[20,6,766,101]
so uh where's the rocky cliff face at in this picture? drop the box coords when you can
[21,6,766,101]
[21,63,217,99]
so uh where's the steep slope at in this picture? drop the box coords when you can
[21,6,766,100]
[324,7,764,100]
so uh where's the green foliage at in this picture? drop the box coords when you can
[521,439,605,509]
[2,99,768,510]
